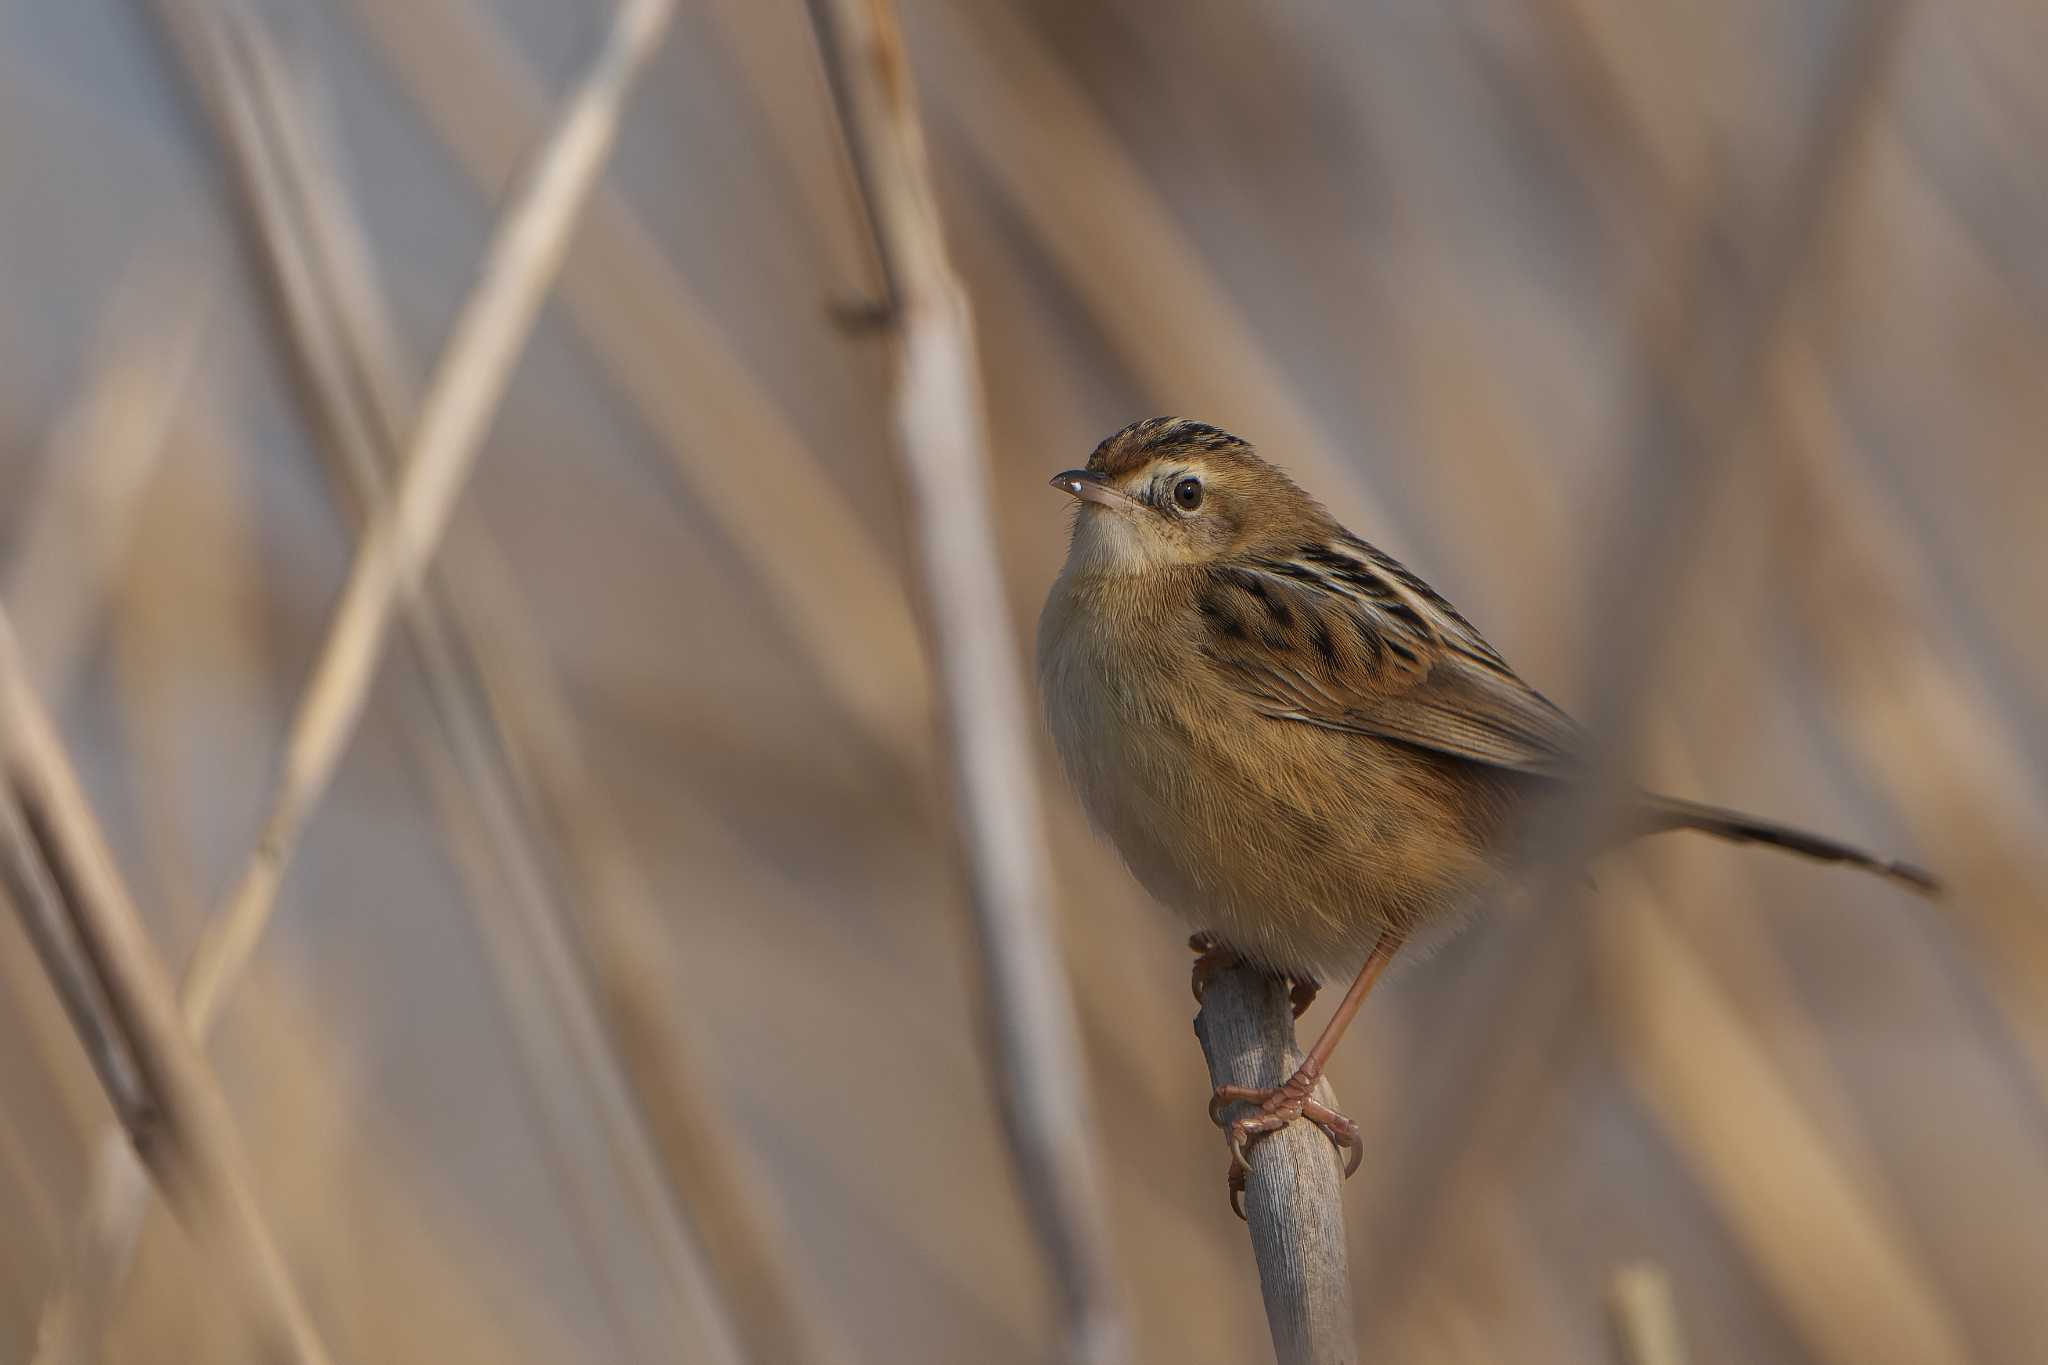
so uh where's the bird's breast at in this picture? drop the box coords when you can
[1036,571,1502,977]
[1037,576,1206,866]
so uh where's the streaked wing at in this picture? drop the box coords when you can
[1193,538,1585,778]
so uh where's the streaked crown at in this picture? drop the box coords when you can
[1085,417,1256,479]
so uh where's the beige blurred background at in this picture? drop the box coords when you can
[3,0,2046,1361]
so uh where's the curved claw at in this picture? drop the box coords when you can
[1228,1121,1255,1174]
[1222,1112,1277,1218]
[1300,1098,1364,1180]
[1207,1077,1364,1214]
[1320,1117,1363,1178]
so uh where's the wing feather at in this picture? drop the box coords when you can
[1196,544,1584,779]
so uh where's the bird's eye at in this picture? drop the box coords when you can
[1172,475,1204,512]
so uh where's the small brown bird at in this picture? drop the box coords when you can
[1036,417,1937,1212]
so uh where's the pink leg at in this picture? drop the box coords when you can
[1206,929,1402,1217]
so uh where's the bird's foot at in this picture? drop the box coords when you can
[1189,933,1319,1018]
[1207,1067,1361,1220]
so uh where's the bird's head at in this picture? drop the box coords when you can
[1050,418,1331,575]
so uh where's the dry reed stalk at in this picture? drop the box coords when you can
[402,698,747,1365]
[1514,0,1908,912]
[1553,0,2048,1136]
[0,614,335,1365]
[801,1,1127,1360]
[918,2,1395,532]
[326,34,1140,1291]
[0,1104,60,1251]
[1357,2,1912,1345]
[691,0,885,300]
[257,30,837,1365]
[1595,871,1973,1365]
[120,7,829,1361]
[1194,963,1355,1365]
[1519,3,1983,1353]
[1526,14,2004,1358]
[31,1,682,1360]
[448,597,849,1365]
[5,270,215,1365]
[175,0,676,1036]
[1606,1263,1689,1365]
[1774,345,2048,1083]
[689,5,1204,1173]
[5,260,208,699]
[346,0,931,759]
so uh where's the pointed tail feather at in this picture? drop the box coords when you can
[1639,795,1941,899]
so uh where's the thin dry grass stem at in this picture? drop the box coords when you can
[0,774,148,1145]
[1,259,210,1144]
[1774,347,2048,1084]
[920,2,1393,531]
[1361,1,1911,1340]
[693,5,1196,1154]
[175,0,676,1037]
[802,1,1127,1361]
[1595,871,1973,1365]
[1517,0,1908,916]
[127,8,840,1361]
[1556,0,2048,1156]
[1606,1263,1689,1365]
[1194,963,1355,1365]
[33,1134,155,1365]
[346,0,931,758]
[693,0,887,308]
[37,0,687,1351]
[5,260,209,697]
[34,395,287,1365]
[1513,2,1984,1352]
[405,700,746,1365]
[7,267,214,1365]
[454,578,850,1365]
[0,1105,61,1251]
[1605,1260,1687,1365]
[0,614,336,1365]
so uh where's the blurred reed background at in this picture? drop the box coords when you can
[2,0,2045,1361]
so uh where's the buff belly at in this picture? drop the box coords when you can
[1038,590,1509,980]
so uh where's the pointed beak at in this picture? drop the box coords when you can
[1050,468,1136,510]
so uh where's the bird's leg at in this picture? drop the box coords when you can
[1207,929,1403,1216]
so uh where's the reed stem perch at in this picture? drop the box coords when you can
[1196,961,1357,1365]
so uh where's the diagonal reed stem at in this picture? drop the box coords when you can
[176,0,676,1037]
[31,0,680,1361]
[116,3,843,1360]
[0,613,336,1365]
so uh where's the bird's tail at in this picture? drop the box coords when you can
[1638,795,1941,898]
